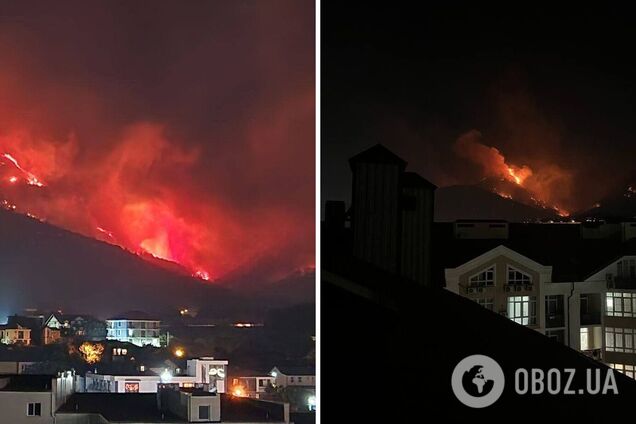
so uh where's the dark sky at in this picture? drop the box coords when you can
[322,3,636,213]
[0,0,314,282]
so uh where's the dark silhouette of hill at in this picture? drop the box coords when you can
[0,209,249,319]
[435,184,560,222]
[576,174,636,219]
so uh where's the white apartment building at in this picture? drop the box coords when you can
[106,312,160,347]
[445,245,606,359]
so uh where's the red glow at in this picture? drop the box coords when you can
[2,153,45,187]
[8,176,17,183]
[0,123,313,282]
[455,130,571,216]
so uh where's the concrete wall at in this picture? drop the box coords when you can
[0,391,52,424]
[351,162,402,273]
[400,186,434,286]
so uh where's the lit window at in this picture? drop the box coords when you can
[606,292,636,317]
[507,296,536,325]
[606,327,636,353]
[469,266,495,287]
[580,328,589,351]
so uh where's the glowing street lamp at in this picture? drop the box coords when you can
[174,347,185,358]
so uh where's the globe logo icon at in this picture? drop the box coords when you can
[462,365,495,397]
[451,354,505,408]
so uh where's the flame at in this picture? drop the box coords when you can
[0,123,313,282]
[79,342,104,364]
[2,153,45,186]
[455,130,571,217]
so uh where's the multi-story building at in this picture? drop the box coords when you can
[442,220,636,376]
[0,325,32,345]
[586,255,636,378]
[0,372,74,424]
[83,357,228,394]
[269,366,315,388]
[106,312,160,347]
[230,375,275,398]
[445,243,605,358]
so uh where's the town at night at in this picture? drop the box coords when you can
[322,2,636,422]
[0,1,315,423]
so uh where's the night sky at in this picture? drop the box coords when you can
[0,1,314,282]
[322,4,636,214]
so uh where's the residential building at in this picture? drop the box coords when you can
[0,325,32,345]
[186,357,228,393]
[45,314,107,341]
[230,375,275,398]
[269,366,315,388]
[0,372,74,424]
[587,255,636,378]
[42,327,61,345]
[106,311,160,347]
[81,357,228,394]
[444,244,606,357]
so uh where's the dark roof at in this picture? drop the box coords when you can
[0,375,54,391]
[221,395,287,422]
[50,313,99,323]
[0,346,48,362]
[58,393,182,422]
[273,366,315,376]
[402,171,437,190]
[7,315,43,329]
[348,144,407,168]
[107,311,159,321]
[58,393,287,423]
[430,222,636,284]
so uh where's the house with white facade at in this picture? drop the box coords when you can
[106,311,160,347]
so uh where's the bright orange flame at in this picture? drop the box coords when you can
[232,386,246,397]
[79,342,104,364]
[2,153,45,187]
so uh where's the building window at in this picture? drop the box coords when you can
[609,363,636,379]
[617,259,636,279]
[469,266,495,287]
[606,292,636,317]
[124,382,140,393]
[545,295,564,328]
[606,327,636,353]
[199,405,210,420]
[507,296,536,325]
[507,266,531,285]
[27,403,41,416]
[545,329,565,344]
[580,328,589,350]
[290,377,295,383]
[474,298,494,311]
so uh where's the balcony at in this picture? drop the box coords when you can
[545,313,565,328]
[503,283,534,293]
[581,311,601,326]
[459,283,493,295]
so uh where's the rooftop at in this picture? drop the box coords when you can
[0,374,55,392]
[58,393,289,423]
[107,311,160,321]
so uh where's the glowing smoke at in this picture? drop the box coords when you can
[454,130,572,216]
